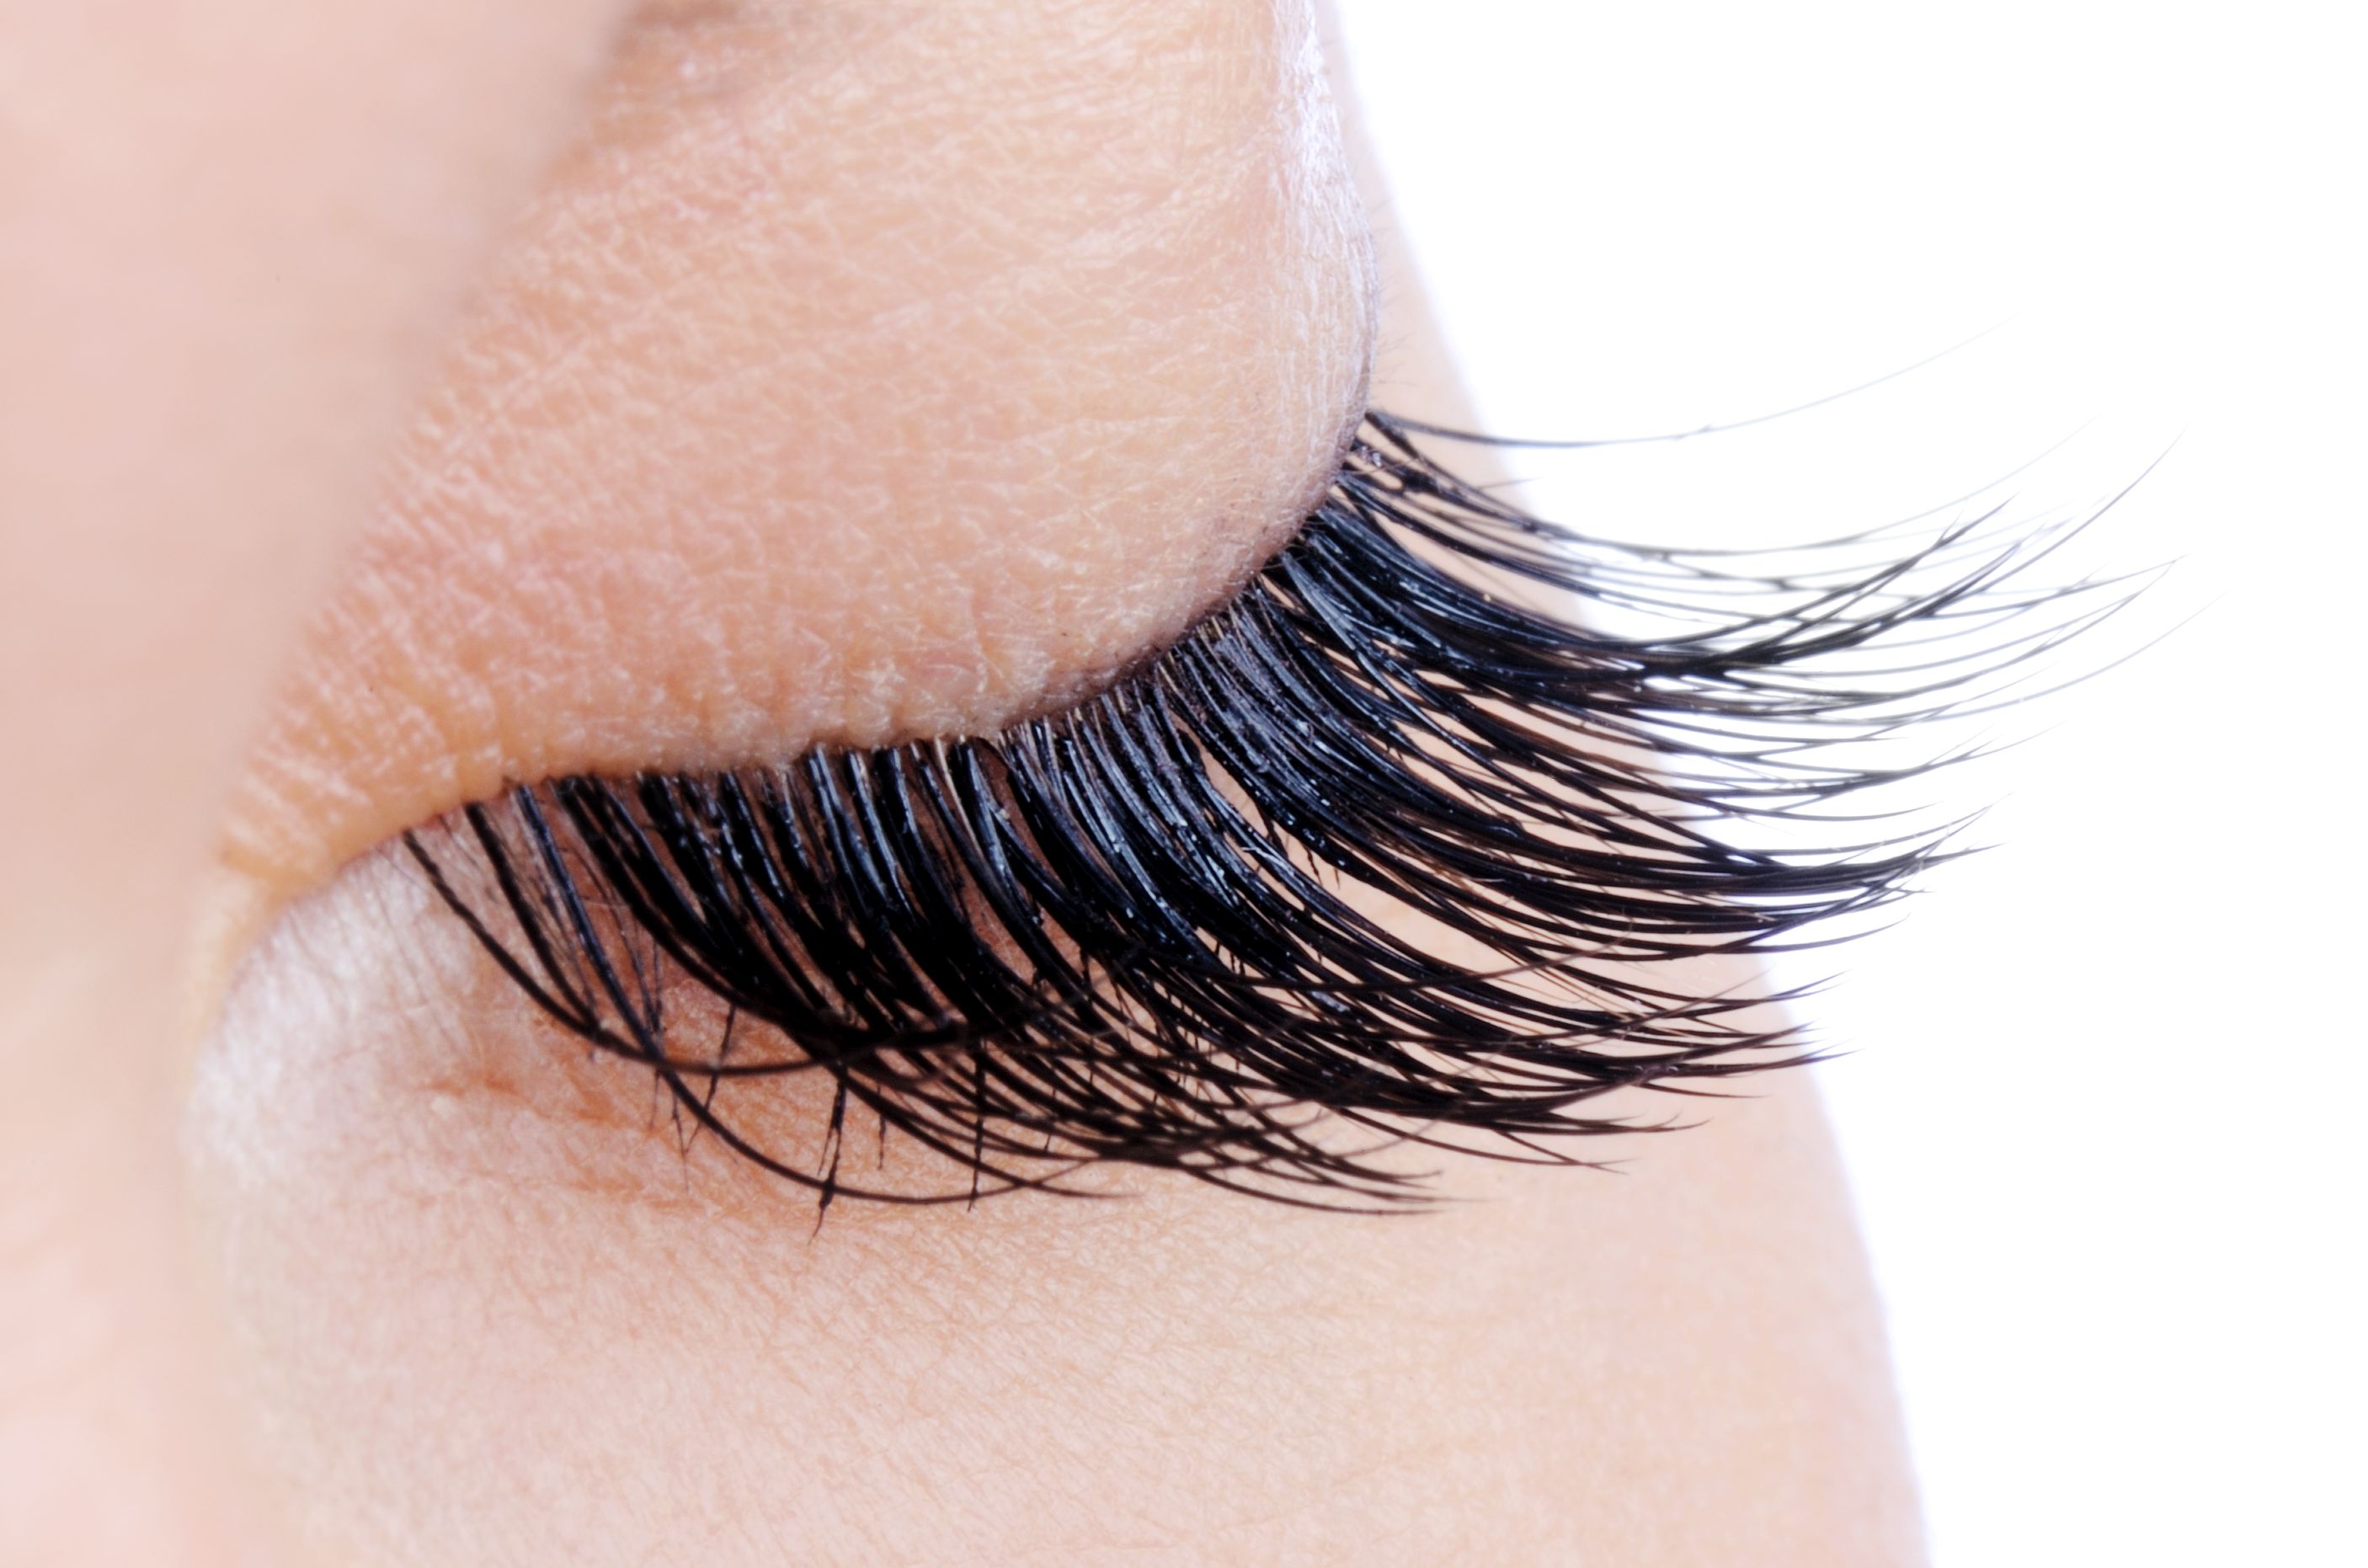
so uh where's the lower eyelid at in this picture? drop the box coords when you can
[195,839,951,1229]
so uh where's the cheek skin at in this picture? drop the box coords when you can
[224,0,1374,899]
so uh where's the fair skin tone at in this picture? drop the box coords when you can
[1,3,1921,1563]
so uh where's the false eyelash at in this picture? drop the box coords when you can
[405,411,2144,1213]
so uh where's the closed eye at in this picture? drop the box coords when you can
[403,412,2140,1213]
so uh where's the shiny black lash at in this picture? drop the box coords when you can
[406,413,2141,1211]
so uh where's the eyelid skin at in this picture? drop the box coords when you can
[223,0,1374,909]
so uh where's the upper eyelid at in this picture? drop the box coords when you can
[212,0,1375,927]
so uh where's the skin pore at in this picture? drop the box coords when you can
[5,3,1922,1563]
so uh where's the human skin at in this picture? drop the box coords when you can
[2,3,1923,1564]
[2,4,639,1562]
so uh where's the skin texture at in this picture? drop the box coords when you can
[225,0,1375,899]
[4,2,1922,1563]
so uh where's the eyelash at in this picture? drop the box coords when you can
[405,412,2135,1212]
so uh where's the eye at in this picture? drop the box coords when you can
[403,412,2135,1212]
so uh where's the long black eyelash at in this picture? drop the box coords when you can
[405,412,2146,1212]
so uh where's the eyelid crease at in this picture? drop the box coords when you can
[403,413,2152,1212]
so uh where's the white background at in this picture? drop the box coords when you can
[1335,3,2364,1563]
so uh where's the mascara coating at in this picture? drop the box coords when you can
[403,419,2140,1208]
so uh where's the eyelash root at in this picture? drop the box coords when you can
[405,413,2147,1212]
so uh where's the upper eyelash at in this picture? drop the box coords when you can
[404,412,2144,1213]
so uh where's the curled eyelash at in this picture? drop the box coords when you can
[406,412,2147,1211]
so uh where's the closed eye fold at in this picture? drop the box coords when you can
[399,412,2140,1212]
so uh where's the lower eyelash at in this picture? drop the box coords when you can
[405,413,2144,1212]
